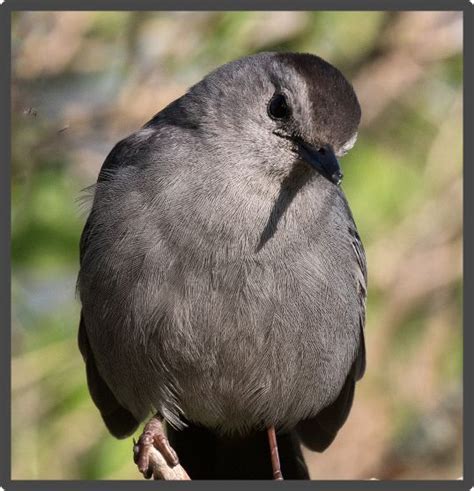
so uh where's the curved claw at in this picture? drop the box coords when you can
[154,433,179,467]
[133,416,187,480]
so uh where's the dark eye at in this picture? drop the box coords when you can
[268,94,291,120]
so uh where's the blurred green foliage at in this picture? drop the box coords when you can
[11,11,462,480]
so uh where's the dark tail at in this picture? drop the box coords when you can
[167,422,309,479]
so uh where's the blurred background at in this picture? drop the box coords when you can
[11,11,463,480]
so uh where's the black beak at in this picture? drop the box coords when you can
[297,142,343,186]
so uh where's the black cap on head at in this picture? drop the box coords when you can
[276,53,361,151]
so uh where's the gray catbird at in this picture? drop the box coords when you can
[78,52,367,480]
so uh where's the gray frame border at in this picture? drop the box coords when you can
[2,1,471,490]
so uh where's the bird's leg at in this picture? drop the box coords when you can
[133,415,190,480]
[267,426,283,480]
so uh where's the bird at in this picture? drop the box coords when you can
[77,51,367,480]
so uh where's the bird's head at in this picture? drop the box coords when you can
[178,52,361,186]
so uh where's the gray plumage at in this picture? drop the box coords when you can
[78,52,366,456]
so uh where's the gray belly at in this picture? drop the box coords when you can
[90,252,361,435]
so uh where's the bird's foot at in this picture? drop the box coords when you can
[268,426,284,480]
[133,416,190,480]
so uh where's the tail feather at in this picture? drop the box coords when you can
[167,422,309,479]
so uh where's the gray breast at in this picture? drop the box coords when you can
[80,165,362,435]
